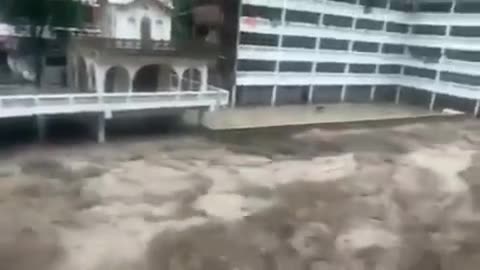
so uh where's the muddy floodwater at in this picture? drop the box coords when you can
[2,120,480,270]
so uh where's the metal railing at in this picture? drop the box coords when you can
[0,89,229,118]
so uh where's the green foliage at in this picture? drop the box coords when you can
[3,0,84,29]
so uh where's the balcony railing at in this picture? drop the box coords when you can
[0,88,229,118]
[74,36,219,55]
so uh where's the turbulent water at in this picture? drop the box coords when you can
[1,120,480,270]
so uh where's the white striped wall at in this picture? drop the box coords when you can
[234,0,480,112]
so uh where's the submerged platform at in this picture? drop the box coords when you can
[200,103,465,130]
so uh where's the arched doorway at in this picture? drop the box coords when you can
[105,66,129,93]
[77,57,88,92]
[141,16,152,41]
[181,68,202,91]
[133,64,177,92]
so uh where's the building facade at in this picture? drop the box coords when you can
[233,0,480,114]
[68,0,223,94]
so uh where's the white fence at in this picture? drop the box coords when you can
[0,89,230,118]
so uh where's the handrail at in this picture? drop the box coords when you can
[242,0,480,27]
[240,17,480,51]
[0,89,230,117]
[236,71,480,99]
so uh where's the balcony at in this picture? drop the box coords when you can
[0,87,229,119]
[73,36,219,58]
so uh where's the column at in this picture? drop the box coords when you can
[200,65,208,92]
[174,66,186,92]
[309,36,321,104]
[231,86,237,108]
[395,86,401,104]
[127,66,138,93]
[429,93,437,111]
[36,115,47,142]
[370,86,377,101]
[97,113,106,143]
[271,86,277,106]
[95,65,107,93]
[341,85,347,102]
[475,100,480,118]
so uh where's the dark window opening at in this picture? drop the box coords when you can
[242,5,282,20]
[386,22,409,34]
[276,86,309,105]
[417,3,452,13]
[412,25,446,36]
[323,14,353,28]
[285,10,319,25]
[320,38,349,51]
[316,62,345,73]
[349,64,376,73]
[455,3,480,13]
[355,19,384,31]
[353,41,379,53]
[450,26,480,37]
[440,72,480,86]
[404,66,437,79]
[282,36,316,49]
[382,44,405,54]
[379,65,402,74]
[359,0,387,8]
[279,61,312,72]
[240,32,279,46]
[237,60,276,72]
[446,49,480,62]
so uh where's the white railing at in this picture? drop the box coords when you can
[238,45,480,76]
[236,71,480,100]
[240,17,480,51]
[242,0,480,27]
[0,90,230,118]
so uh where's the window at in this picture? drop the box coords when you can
[279,62,312,72]
[353,41,379,53]
[316,62,346,73]
[379,65,402,74]
[382,44,404,54]
[323,15,353,28]
[349,64,376,73]
[404,66,436,79]
[355,19,384,31]
[237,60,276,72]
[240,32,278,46]
[320,38,349,51]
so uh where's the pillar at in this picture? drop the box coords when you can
[395,86,401,104]
[95,65,107,93]
[475,100,480,118]
[308,85,314,104]
[370,86,377,101]
[174,66,186,92]
[200,65,208,91]
[97,113,106,143]
[340,85,347,102]
[429,93,437,111]
[271,86,277,106]
[36,115,47,142]
[231,86,237,108]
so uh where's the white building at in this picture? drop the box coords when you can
[69,0,212,94]
[233,0,480,115]
[0,0,229,142]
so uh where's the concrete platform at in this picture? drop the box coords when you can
[200,103,465,130]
